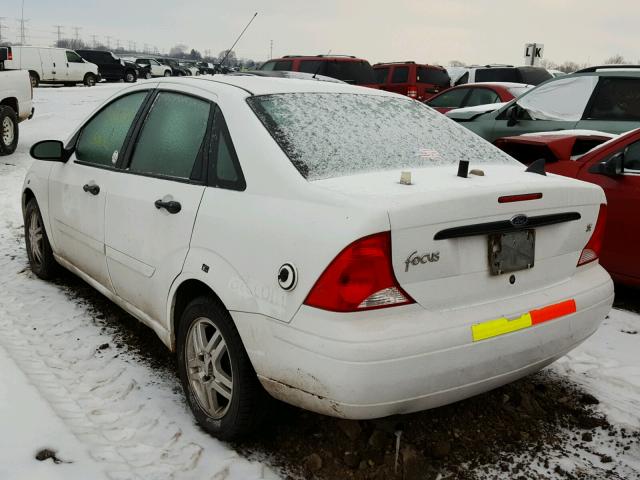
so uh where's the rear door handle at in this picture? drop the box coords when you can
[154,199,181,214]
[83,184,100,195]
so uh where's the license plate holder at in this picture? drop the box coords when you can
[488,229,535,275]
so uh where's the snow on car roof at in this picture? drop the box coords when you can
[162,74,397,97]
[520,130,618,139]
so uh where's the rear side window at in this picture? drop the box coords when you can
[465,88,500,107]
[475,68,519,83]
[455,72,469,85]
[417,67,450,86]
[324,61,376,85]
[128,92,211,179]
[76,92,147,167]
[517,67,553,85]
[374,67,390,84]
[391,66,409,83]
[587,78,640,121]
[299,60,324,74]
[209,109,246,190]
[427,88,469,108]
[260,60,293,71]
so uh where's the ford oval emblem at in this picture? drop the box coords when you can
[511,214,529,227]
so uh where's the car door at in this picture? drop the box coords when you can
[48,88,151,290]
[104,86,212,324]
[576,77,640,134]
[386,65,409,96]
[577,132,640,283]
[65,50,86,82]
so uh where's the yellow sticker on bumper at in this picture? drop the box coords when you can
[471,312,532,342]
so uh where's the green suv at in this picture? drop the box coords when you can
[449,66,640,142]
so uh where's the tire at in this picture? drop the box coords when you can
[0,106,18,156]
[24,198,58,280]
[83,73,96,87]
[124,70,137,83]
[176,296,267,440]
[29,72,40,88]
[145,71,152,79]
[163,70,172,77]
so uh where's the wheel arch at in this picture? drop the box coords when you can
[0,97,18,115]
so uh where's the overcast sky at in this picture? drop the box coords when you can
[4,0,638,65]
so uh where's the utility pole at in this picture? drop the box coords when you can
[19,0,26,44]
[18,18,29,45]
[105,35,111,49]
[270,39,273,59]
[0,17,7,44]
[116,38,121,50]
[91,34,97,48]
[53,25,63,45]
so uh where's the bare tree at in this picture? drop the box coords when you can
[448,60,466,67]
[217,49,237,67]
[603,54,626,65]
[169,44,188,58]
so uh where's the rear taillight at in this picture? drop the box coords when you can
[304,232,414,313]
[577,204,607,266]
[8,50,13,61]
[407,86,418,98]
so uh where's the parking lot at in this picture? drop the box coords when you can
[0,82,638,479]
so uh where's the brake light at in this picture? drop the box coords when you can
[8,50,13,61]
[407,86,418,98]
[498,193,543,203]
[304,232,414,312]
[577,204,607,266]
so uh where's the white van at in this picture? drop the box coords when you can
[4,46,100,87]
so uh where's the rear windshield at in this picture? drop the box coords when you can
[517,67,553,85]
[247,93,515,180]
[475,68,519,83]
[417,67,451,86]
[324,61,375,85]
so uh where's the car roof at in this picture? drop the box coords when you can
[373,62,445,69]
[267,55,368,62]
[155,75,397,97]
[452,82,532,89]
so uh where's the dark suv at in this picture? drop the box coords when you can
[76,50,147,82]
[259,55,377,87]
[373,62,450,101]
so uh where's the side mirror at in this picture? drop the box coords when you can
[507,105,519,127]
[30,140,66,162]
[589,151,624,177]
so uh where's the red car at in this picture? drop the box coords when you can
[495,129,640,286]
[372,61,450,101]
[426,82,532,113]
[258,55,377,88]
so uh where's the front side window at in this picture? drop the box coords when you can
[427,88,469,108]
[76,92,147,167]
[261,60,293,71]
[136,58,149,65]
[465,88,501,107]
[623,140,640,171]
[299,60,324,75]
[391,66,409,83]
[587,78,640,121]
[248,93,516,180]
[66,51,84,63]
[128,92,211,179]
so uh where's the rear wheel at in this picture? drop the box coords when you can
[29,72,40,88]
[144,71,152,79]
[83,73,96,87]
[163,70,172,77]
[176,296,267,440]
[0,106,18,156]
[24,199,58,280]
[124,70,137,83]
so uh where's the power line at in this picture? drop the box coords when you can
[0,17,7,44]
[17,17,29,44]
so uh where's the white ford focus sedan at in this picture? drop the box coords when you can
[22,75,614,439]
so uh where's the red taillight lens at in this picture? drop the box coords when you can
[577,204,607,266]
[304,232,414,313]
[8,51,13,61]
[407,86,418,98]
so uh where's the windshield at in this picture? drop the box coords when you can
[248,93,516,180]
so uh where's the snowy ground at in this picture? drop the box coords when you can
[0,83,638,479]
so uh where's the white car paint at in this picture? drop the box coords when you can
[0,69,33,121]
[23,76,613,421]
[5,45,99,85]
[125,57,171,77]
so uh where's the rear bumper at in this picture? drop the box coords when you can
[234,265,613,419]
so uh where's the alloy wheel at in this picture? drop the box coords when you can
[185,317,233,419]
[2,117,14,146]
[28,210,44,266]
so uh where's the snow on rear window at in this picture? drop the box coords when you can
[247,93,516,180]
